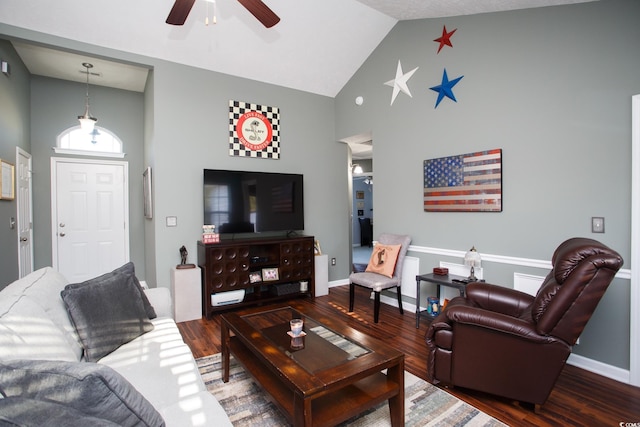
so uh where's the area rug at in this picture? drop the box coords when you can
[197,354,506,427]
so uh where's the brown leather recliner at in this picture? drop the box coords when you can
[425,237,623,406]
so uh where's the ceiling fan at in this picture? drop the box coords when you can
[166,0,280,28]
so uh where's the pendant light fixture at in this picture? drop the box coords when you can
[78,62,97,132]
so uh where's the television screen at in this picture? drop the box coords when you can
[204,169,304,234]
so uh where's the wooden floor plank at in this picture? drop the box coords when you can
[178,285,640,426]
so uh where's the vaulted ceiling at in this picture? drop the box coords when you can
[1,0,595,97]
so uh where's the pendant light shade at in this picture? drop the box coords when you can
[78,62,97,132]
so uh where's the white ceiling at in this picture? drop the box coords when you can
[1,0,595,158]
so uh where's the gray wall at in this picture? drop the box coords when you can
[0,39,30,286]
[335,0,639,369]
[29,76,146,276]
[0,25,351,292]
[147,60,346,287]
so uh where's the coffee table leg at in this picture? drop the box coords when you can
[222,321,230,383]
[293,393,312,427]
[387,360,405,427]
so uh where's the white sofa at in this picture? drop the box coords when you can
[0,266,231,427]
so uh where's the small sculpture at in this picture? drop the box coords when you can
[177,245,195,269]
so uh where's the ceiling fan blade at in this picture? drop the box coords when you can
[237,0,280,28]
[166,0,196,25]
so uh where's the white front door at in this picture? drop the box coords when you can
[51,158,129,283]
[16,148,33,278]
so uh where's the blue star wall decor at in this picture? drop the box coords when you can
[429,69,464,108]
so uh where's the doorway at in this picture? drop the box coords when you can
[345,133,373,272]
[51,157,130,283]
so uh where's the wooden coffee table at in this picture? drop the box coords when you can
[221,301,404,427]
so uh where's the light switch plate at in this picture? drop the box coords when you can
[591,217,604,233]
[166,216,177,227]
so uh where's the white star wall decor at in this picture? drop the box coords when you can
[384,60,419,106]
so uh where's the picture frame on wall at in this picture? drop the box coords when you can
[423,148,502,212]
[356,191,365,199]
[143,167,153,219]
[262,267,279,281]
[0,159,15,201]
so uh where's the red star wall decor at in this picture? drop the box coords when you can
[434,26,457,53]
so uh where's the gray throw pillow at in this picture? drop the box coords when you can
[0,396,121,426]
[61,273,154,362]
[0,359,165,427]
[66,262,157,319]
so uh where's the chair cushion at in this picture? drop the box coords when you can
[365,244,401,278]
[61,272,154,362]
[349,271,400,292]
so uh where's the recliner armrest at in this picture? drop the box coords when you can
[446,305,552,343]
[465,281,535,317]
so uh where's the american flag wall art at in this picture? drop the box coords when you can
[423,149,502,212]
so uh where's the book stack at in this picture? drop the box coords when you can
[202,225,220,244]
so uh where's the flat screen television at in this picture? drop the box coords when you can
[204,169,304,234]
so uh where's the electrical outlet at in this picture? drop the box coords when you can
[331,257,336,266]
[592,217,604,233]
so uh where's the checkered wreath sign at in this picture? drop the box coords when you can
[229,100,280,159]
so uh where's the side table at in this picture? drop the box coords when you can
[415,273,470,328]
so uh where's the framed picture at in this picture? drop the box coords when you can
[357,209,364,216]
[262,267,279,281]
[0,159,15,201]
[249,272,262,283]
[143,167,152,219]
[356,191,365,199]
[424,148,502,212]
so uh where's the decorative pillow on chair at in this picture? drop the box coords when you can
[365,244,402,278]
[61,272,154,362]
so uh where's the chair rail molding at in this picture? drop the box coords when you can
[408,245,630,280]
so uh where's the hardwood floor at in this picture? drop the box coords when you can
[178,285,640,426]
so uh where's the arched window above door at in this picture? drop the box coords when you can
[54,126,125,158]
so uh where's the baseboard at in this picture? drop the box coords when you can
[567,353,630,384]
